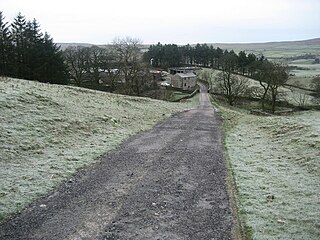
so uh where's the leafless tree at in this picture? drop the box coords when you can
[254,60,273,109]
[268,62,289,113]
[86,46,105,84]
[63,46,90,86]
[112,37,150,96]
[254,60,289,113]
[216,72,248,106]
[215,53,248,105]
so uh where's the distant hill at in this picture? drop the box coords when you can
[57,38,320,58]
[207,38,320,48]
[206,38,320,59]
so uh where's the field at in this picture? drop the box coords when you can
[208,38,320,91]
[214,101,320,240]
[209,38,320,60]
[287,59,320,89]
[0,77,197,222]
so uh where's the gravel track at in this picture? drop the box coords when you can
[0,84,235,240]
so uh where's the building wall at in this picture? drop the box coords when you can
[171,74,183,88]
[171,75,197,90]
[182,76,197,90]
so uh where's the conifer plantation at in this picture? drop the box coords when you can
[0,12,68,84]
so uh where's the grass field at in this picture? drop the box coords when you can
[0,77,198,222]
[287,58,320,89]
[206,38,320,90]
[209,38,320,60]
[214,101,320,239]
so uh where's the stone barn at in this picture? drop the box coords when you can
[171,72,197,90]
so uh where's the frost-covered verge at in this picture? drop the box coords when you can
[0,77,197,222]
[218,104,320,239]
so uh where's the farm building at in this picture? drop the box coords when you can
[171,72,197,90]
[168,67,197,75]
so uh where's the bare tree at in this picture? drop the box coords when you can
[64,46,90,86]
[268,62,289,113]
[112,37,150,96]
[253,60,273,109]
[253,60,289,113]
[215,53,248,105]
[86,46,104,84]
[216,72,248,106]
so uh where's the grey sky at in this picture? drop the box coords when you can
[2,0,320,44]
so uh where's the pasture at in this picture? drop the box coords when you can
[209,38,320,59]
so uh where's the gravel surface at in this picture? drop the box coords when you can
[0,85,235,240]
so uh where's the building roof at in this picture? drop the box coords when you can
[176,72,196,78]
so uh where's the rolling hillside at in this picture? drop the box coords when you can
[58,38,320,58]
[0,77,197,222]
[207,38,320,59]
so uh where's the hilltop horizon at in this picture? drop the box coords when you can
[57,37,320,48]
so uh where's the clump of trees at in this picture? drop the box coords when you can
[214,57,289,113]
[0,12,68,84]
[63,37,153,96]
[144,43,258,75]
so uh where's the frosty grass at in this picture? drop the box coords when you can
[219,104,320,240]
[0,77,197,221]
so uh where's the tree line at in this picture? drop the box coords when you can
[0,12,68,84]
[0,13,152,95]
[144,42,259,75]
[63,37,153,96]
[213,53,289,113]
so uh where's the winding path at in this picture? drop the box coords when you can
[0,83,235,240]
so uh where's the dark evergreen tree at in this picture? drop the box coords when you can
[215,47,224,69]
[238,51,248,75]
[10,12,28,78]
[0,12,13,76]
[247,53,258,76]
[4,12,69,84]
[36,33,68,84]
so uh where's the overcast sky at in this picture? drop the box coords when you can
[1,0,320,44]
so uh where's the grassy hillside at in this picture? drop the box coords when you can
[0,77,197,222]
[208,38,320,59]
[215,101,320,240]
